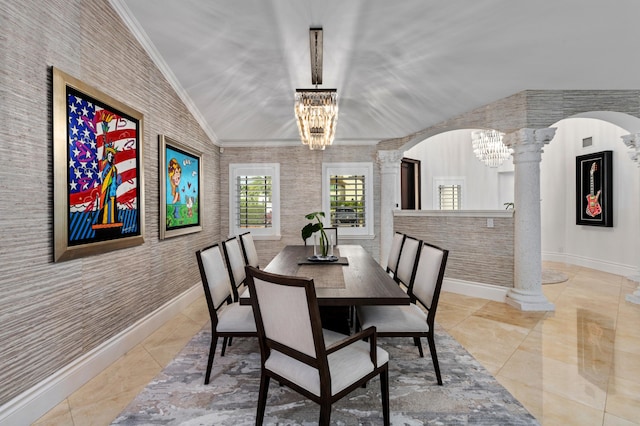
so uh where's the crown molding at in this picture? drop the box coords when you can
[108,0,220,146]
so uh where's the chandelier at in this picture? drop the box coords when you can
[471,129,512,167]
[294,28,338,150]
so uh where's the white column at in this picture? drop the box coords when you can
[503,128,556,311]
[621,133,640,303]
[377,150,403,267]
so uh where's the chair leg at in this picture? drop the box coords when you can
[427,333,442,385]
[414,337,424,357]
[204,336,218,385]
[256,373,270,426]
[221,336,229,356]
[319,402,332,426]
[380,367,390,426]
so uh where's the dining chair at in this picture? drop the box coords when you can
[239,231,260,268]
[222,236,247,301]
[386,231,406,276]
[394,234,421,288]
[356,241,449,385]
[195,243,257,385]
[245,266,390,426]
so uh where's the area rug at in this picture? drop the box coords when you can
[542,269,569,285]
[112,325,538,425]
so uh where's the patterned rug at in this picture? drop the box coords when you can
[112,325,538,425]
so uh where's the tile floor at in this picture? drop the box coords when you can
[33,262,640,426]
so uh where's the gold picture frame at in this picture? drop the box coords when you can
[52,67,145,262]
[159,135,203,239]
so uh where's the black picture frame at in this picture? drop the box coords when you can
[575,150,613,227]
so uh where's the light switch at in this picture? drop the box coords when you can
[487,218,494,228]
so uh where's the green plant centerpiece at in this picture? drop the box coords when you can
[301,211,330,257]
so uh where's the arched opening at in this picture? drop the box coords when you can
[393,113,640,278]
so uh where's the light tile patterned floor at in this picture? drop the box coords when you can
[34,263,640,425]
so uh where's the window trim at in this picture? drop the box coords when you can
[229,163,281,239]
[322,162,374,238]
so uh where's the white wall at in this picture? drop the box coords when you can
[405,120,639,276]
[541,118,639,275]
[404,128,514,210]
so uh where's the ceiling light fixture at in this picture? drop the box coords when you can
[294,28,338,151]
[471,129,512,167]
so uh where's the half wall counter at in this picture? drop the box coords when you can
[394,210,515,289]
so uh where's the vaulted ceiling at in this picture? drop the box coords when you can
[113,0,640,147]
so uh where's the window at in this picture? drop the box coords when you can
[438,185,461,210]
[433,177,465,210]
[229,163,280,239]
[322,163,374,238]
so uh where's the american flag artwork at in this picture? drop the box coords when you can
[66,88,140,245]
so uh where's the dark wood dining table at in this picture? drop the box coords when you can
[240,244,410,333]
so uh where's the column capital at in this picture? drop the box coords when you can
[503,128,557,164]
[376,149,404,173]
[621,133,640,164]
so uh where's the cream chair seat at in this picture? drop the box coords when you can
[246,266,390,426]
[357,241,449,385]
[195,243,257,385]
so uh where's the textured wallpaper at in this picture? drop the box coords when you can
[0,0,220,405]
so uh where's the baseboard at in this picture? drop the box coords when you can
[0,283,203,426]
[442,254,639,304]
[543,251,638,278]
[442,278,509,302]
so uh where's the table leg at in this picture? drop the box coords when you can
[319,306,351,335]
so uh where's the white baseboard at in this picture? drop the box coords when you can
[442,278,509,302]
[0,283,203,426]
[442,254,638,304]
[543,251,638,277]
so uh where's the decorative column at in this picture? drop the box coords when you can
[503,128,556,311]
[622,133,640,304]
[377,150,403,267]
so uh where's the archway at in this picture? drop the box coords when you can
[377,91,640,310]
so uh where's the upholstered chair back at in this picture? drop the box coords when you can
[240,232,260,268]
[395,235,421,286]
[198,244,233,308]
[410,242,448,314]
[222,237,247,300]
[251,276,317,358]
[386,232,405,274]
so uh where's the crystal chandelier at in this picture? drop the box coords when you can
[295,89,338,150]
[295,28,338,150]
[471,129,512,167]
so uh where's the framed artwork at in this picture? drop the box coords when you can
[575,150,613,227]
[159,135,202,239]
[53,67,145,262]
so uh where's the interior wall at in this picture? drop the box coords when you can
[0,0,219,405]
[541,118,639,273]
[405,120,639,276]
[404,129,514,210]
[219,144,382,265]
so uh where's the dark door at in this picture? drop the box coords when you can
[401,158,421,210]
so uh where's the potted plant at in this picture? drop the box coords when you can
[301,211,330,257]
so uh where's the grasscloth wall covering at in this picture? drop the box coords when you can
[394,214,515,288]
[220,145,382,266]
[0,1,220,405]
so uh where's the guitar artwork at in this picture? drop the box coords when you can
[585,162,602,217]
